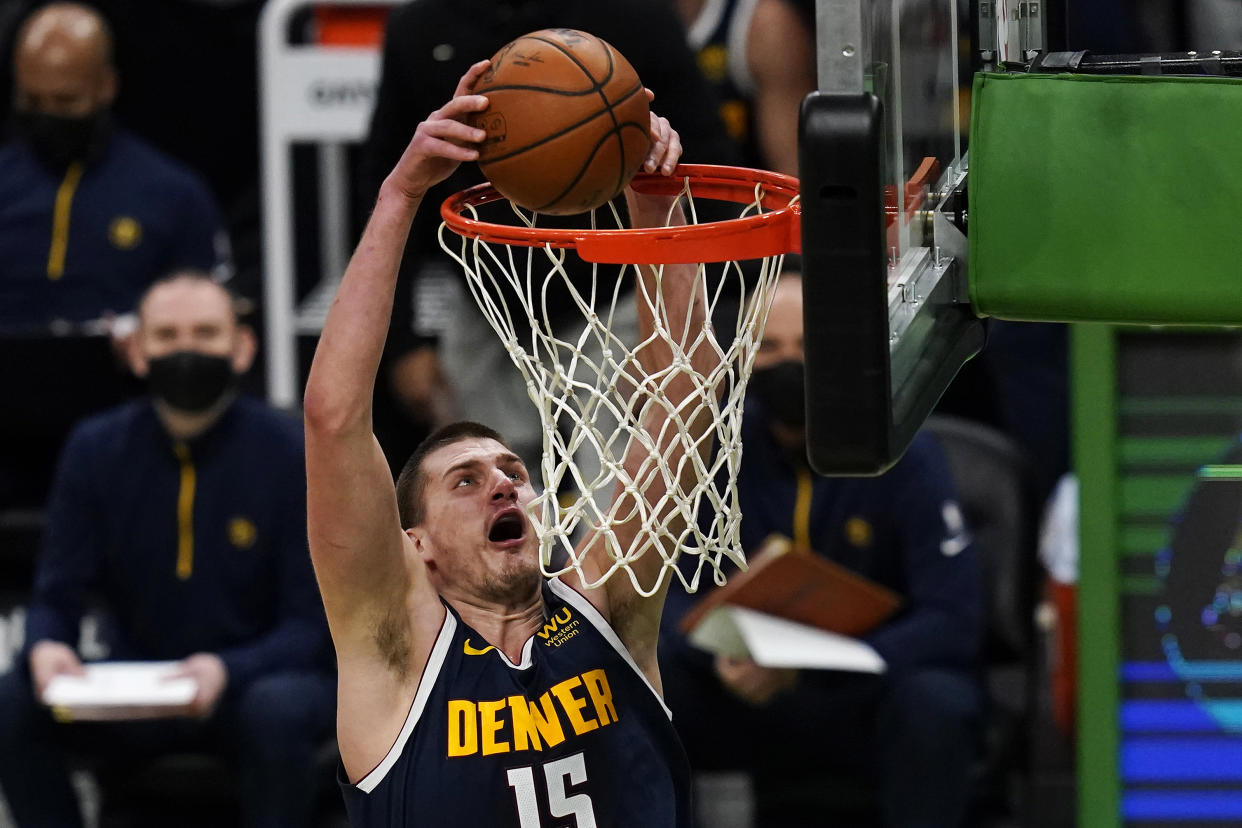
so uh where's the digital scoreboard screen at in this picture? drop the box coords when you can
[1115,331,1242,825]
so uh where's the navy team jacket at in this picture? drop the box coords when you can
[23,396,331,687]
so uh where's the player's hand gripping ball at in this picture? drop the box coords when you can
[469,28,652,215]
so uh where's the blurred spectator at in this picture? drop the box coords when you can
[0,271,335,828]
[0,1,230,335]
[0,1,230,511]
[99,0,266,312]
[360,0,743,475]
[1038,472,1078,740]
[938,323,1069,512]
[985,320,1070,510]
[675,0,816,174]
[660,270,986,827]
[0,0,264,306]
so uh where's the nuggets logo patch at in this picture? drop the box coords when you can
[108,216,142,250]
[227,517,257,550]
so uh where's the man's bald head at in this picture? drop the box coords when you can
[13,2,116,118]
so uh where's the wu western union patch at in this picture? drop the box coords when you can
[536,607,580,648]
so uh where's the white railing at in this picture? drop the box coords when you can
[258,0,397,409]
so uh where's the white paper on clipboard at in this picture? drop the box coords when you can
[688,606,887,673]
[42,661,197,720]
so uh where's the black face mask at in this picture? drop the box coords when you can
[12,108,111,171]
[749,359,806,428]
[146,351,236,414]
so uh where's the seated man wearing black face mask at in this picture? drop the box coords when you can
[0,271,336,828]
[0,2,232,511]
[0,2,229,334]
[657,268,987,828]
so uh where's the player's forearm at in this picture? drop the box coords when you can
[306,66,489,432]
[632,258,718,440]
[304,180,422,434]
[627,188,722,380]
[628,196,709,375]
[623,260,718,595]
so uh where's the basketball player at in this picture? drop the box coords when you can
[676,0,816,174]
[305,62,703,826]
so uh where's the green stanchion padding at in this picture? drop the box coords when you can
[969,72,1242,325]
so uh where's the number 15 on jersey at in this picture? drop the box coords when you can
[507,751,599,828]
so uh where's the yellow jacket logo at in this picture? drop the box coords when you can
[108,216,142,250]
[227,517,257,550]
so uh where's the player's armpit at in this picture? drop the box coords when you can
[335,594,445,785]
[324,527,446,784]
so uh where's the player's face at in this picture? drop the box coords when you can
[417,438,541,607]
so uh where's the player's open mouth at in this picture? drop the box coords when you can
[488,508,526,547]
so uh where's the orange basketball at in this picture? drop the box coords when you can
[469,29,652,215]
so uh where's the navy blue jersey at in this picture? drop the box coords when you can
[685,0,764,168]
[340,578,692,827]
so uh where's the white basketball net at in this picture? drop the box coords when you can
[439,177,787,596]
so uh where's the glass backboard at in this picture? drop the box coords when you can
[798,0,983,475]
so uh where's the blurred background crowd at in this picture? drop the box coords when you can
[0,0,1237,826]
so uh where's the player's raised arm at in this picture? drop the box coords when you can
[304,61,488,628]
[572,109,719,677]
[302,63,489,775]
